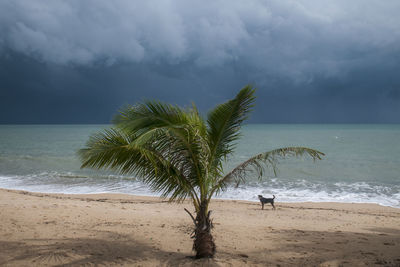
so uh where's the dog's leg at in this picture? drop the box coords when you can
[271,203,276,210]
[261,203,264,210]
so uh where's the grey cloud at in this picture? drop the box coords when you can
[0,0,399,124]
[1,0,399,76]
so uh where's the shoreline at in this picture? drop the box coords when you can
[2,186,399,208]
[1,186,399,210]
[1,188,400,266]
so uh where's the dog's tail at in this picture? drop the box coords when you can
[272,195,275,199]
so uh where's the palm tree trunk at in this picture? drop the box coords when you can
[186,202,216,258]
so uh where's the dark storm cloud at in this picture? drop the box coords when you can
[0,0,399,123]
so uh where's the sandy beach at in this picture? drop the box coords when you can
[0,188,399,266]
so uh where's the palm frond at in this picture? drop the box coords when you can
[206,85,256,176]
[79,128,133,171]
[78,128,201,205]
[113,101,190,136]
[113,101,210,191]
[210,147,325,197]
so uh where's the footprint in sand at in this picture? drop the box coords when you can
[383,242,395,246]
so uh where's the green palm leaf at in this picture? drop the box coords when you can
[211,147,325,196]
[206,85,256,177]
[114,100,209,188]
[79,127,200,204]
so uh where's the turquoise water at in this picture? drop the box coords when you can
[0,124,399,207]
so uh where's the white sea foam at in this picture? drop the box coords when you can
[215,182,400,208]
[1,174,399,208]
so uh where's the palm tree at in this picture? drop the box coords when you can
[79,85,324,258]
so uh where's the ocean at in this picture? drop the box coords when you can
[0,124,399,208]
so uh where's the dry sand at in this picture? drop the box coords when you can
[0,188,399,266]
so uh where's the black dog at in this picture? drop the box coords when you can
[258,195,276,210]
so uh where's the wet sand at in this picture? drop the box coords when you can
[1,188,399,266]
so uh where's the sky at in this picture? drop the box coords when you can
[0,0,399,124]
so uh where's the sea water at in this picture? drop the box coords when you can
[0,124,399,207]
